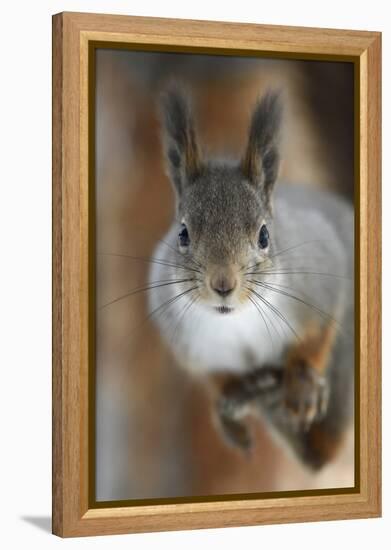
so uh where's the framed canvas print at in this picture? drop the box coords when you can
[52,12,381,537]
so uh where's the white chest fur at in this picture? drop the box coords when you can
[176,298,287,374]
[148,277,290,375]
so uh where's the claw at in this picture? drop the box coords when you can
[283,361,330,432]
[219,415,253,451]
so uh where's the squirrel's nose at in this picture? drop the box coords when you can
[211,274,236,298]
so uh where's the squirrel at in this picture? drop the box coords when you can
[148,84,354,470]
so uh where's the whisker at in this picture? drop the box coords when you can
[250,279,341,330]
[157,238,203,271]
[98,278,197,310]
[265,255,334,266]
[246,270,351,280]
[249,287,301,342]
[247,288,286,343]
[127,285,199,342]
[157,238,186,259]
[269,239,329,261]
[243,240,329,273]
[247,293,276,352]
[98,251,201,274]
[253,279,323,302]
[170,294,199,348]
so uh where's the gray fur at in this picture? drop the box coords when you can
[150,86,354,469]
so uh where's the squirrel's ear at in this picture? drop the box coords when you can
[242,90,282,208]
[159,85,201,198]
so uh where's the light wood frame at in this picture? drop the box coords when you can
[52,11,381,537]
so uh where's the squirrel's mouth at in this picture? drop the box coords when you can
[214,305,234,315]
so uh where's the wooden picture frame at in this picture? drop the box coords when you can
[52,11,381,537]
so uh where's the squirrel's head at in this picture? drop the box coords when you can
[159,85,282,313]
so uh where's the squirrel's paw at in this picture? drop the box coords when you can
[283,360,330,432]
[215,367,282,451]
[216,394,252,451]
[219,415,253,451]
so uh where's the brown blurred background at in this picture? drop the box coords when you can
[95,49,354,501]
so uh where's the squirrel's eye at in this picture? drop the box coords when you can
[258,224,269,249]
[178,224,190,248]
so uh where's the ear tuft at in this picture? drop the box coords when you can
[159,84,201,197]
[242,90,283,207]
